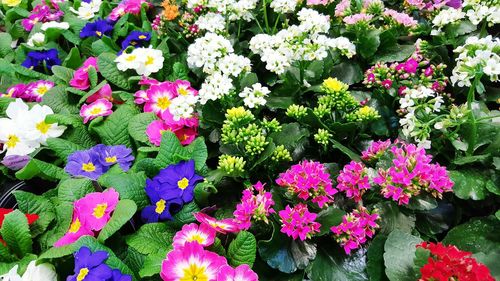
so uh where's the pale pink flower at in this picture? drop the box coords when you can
[383,9,418,28]
[343,13,373,24]
[80,98,113,123]
[335,0,351,17]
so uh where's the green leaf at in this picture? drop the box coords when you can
[171,201,200,227]
[46,138,85,162]
[0,33,13,57]
[38,202,73,250]
[330,138,361,161]
[376,201,415,235]
[15,159,68,181]
[0,210,32,258]
[97,52,132,90]
[306,245,367,281]
[62,47,82,69]
[207,237,226,256]
[98,200,137,242]
[366,235,388,281]
[98,172,149,209]
[228,231,257,267]
[316,207,345,236]
[474,250,500,280]
[270,123,310,149]
[168,62,189,81]
[442,217,500,254]
[155,132,208,171]
[128,112,157,143]
[357,29,381,59]
[139,250,166,277]
[88,66,98,88]
[449,170,490,200]
[406,194,437,211]
[58,178,94,202]
[126,223,174,255]
[45,113,82,126]
[92,104,139,147]
[41,86,79,114]
[383,230,422,281]
[51,65,74,83]
[13,191,55,237]
[371,44,415,64]
[330,61,364,85]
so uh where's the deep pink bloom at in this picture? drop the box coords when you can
[337,161,370,203]
[146,120,168,146]
[361,140,391,161]
[144,82,176,116]
[403,58,419,73]
[331,207,379,254]
[160,242,227,281]
[21,4,63,31]
[216,264,258,281]
[233,182,275,230]
[80,98,113,123]
[424,66,434,77]
[398,86,408,96]
[278,204,320,241]
[172,223,216,249]
[276,160,337,208]
[86,84,113,103]
[74,188,119,231]
[381,79,392,89]
[70,57,99,90]
[25,80,55,102]
[194,213,240,234]
[54,209,94,247]
[109,0,149,20]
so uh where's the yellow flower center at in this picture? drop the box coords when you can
[178,87,188,96]
[125,55,136,62]
[37,85,48,95]
[36,121,50,134]
[69,218,81,233]
[157,97,171,110]
[89,107,102,115]
[180,263,208,281]
[81,162,96,172]
[93,203,108,219]
[6,135,19,148]
[177,178,189,190]
[186,233,205,244]
[95,31,102,37]
[77,268,89,281]
[359,106,372,115]
[145,56,154,66]
[323,78,346,92]
[155,199,166,214]
[105,156,117,163]
[138,35,147,39]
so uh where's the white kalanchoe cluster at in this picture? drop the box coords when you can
[451,36,500,87]
[239,83,270,108]
[430,8,465,35]
[250,8,356,75]
[196,12,227,33]
[115,47,164,76]
[187,0,258,21]
[70,0,102,20]
[463,0,499,26]
[270,0,299,14]
[170,94,199,120]
[0,99,66,157]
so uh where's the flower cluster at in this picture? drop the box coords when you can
[336,161,371,203]
[21,3,63,31]
[233,182,276,230]
[0,99,66,157]
[186,0,258,22]
[67,247,132,281]
[65,145,134,180]
[2,80,55,102]
[331,207,380,254]
[417,242,495,281]
[431,2,499,35]
[276,160,337,208]
[361,140,391,161]
[278,203,321,241]
[239,83,270,108]
[141,160,203,222]
[55,189,119,247]
[115,46,164,76]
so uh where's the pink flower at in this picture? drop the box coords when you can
[25,80,55,102]
[144,82,176,117]
[216,264,258,281]
[307,0,328,5]
[53,209,94,247]
[337,161,371,203]
[278,204,320,241]
[403,58,419,73]
[108,0,149,21]
[361,140,391,161]
[276,160,337,208]
[146,120,169,146]
[383,9,418,28]
[424,66,434,77]
[194,213,240,234]
[160,242,227,281]
[134,90,149,104]
[80,98,113,123]
[74,188,119,231]
[233,182,275,230]
[172,223,216,249]
[146,119,198,146]
[381,79,393,89]
[69,57,98,90]
[335,0,351,17]
[173,80,198,97]
[86,84,113,103]
[331,207,379,254]
[343,13,373,25]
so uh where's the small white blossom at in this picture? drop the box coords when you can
[239,83,270,108]
[27,33,45,47]
[196,12,226,33]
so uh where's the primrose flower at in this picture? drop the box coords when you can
[115,47,164,76]
[80,98,113,124]
[194,213,240,234]
[80,19,114,38]
[25,104,66,145]
[121,31,151,51]
[26,31,45,47]
[154,160,204,203]
[216,264,259,281]
[276,160,337,208]
[74,188,120,231]
[25,80,55,102]
[143,82,176,116]
[233,182,275,230]
[54,209,93,247]
[141,179,184,223]
[337,161,371,203]
[67,247,113,281]
[65,150,106,180]
[161,241,227,281]
[21,49,61,71]
[0,100,40,156]
[93,144,134,171]
[172,223,216,249]
[1,155,30,171]
[70,0,102,20]
[279,204,320,241]
[86,84,113,103]
[70,57,99,90]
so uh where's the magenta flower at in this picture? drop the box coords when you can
[276,160,337,208]
[160,242,227,281]
[331,207,379,255]
[337,161,371,203]
[143,82,176,117]
[278,204,320,241]
[233,182,275,230]
[22,4,63,31]
[361,140,391,161]
[216,264,259,281]
[403,58,419,73]
[54,209,94,247]
[86,84,113,103]
[69,57,99,90]
[193,213,240,234]
[173,80,198,97]
[146,118,198,146]
[172,223,216,249]
[25,80,55,102]
[74,188,119,231]
[80,98,113,123]
[381,79,393,89]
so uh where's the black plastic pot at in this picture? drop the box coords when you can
[0,179,54,208]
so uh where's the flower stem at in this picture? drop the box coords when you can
[262,0,270,33]
[466,74,481,156]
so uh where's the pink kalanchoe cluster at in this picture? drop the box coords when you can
[307,0,328,5]
[80,99,113,123]
[233,181,276,230]
[331,207,380,254]
[335,0,351,17]
[279,204,321,241]
[343,13,374,24]
[336,161,371,203]
[406,0,460,11]
[69,57,99,91]
[2,81,55,102]
[21,4,64,31]
[361,140,392,161]
[383,9,418,28]
[54,188,119,247]
[276,160,337,208]
[108,0,151,21]
[373,142,453,205]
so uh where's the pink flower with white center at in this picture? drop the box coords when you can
[74,188,119,231]
[381,79,392,89]
[276,160,337,208]
[278,204,320,241]
[173,80,198,97]
[216,264,258,281]
[144,82,176,117]
[361,140,391,161]
[233,182,275,230]
[331,207,379,255]
[337,161,371,203]
[160,242,227,281]
[172,223,216,249]
[86,84,113,103]
[80,98,113,123]
[26,80,55,102]
[343,13,373,25]
[194,213,240,234]
[134,90,149,104]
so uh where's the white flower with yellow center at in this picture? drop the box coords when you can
[115,52,142,71]
[134,47,165,77]
[0,118,38,157]
[70,0,102,20]
[25,105,66,145]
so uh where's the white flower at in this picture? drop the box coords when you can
[21,261,57,281]
[270,0,299,13]
[187,33,234,74]
[25,105,66,145]
[196,12,226,33]
[169,95,199,120]
[466,5,490,25]
[216,54,251,77]
[40,21,70,31]
[484,57,500,81]
[431,8,465,34]
[0,265,21,281]
[70,0,102,20]
[239,83,270,108]
[26,33,45,47]
[198,72,234,104]
[0,118,38,156]
[134,47,165,76]
[115,52,142,72]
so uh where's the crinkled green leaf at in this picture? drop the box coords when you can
[383,230,422,281]
[46,138,85,162]
[58,178,94,202]
[98,200,137,242]
[228,231,257,267]
[128,112,157,144]
[97,52,132,90]
[92,104,139,147]
[13,191,55,237]
[139,250,166,278]
[126,223,174,255]
[0,210,32,258]
[15,159,68,181]
[98,172,149,209]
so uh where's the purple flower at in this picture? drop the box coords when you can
[121,31,151,50]
[141,178,184,223]
[1,155,30,170]
[446,0,462,8]
[93,144,134,171]
[65,150,107,180]
[67,247,113,281]
[108,269,132,281]
[80,19,114,38]
[21,49,61,71]
[155,160,204,203]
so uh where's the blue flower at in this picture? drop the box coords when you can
[21,49,61,71]
[67,247,113,281]
[155,160,204,203]
[108,269,132,281]
[65,150,107,180]
[80,19,114,38]
[92,144,134,171]
[121,31,151,50]
[141,178,184,223]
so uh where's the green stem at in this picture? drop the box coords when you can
[262,0,270,33]
[272,14,281,34]
[479,21,487,38]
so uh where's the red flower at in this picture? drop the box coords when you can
[417,242,494,281]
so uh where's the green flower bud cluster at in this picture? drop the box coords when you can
[271,145,292,162]
[286,104,308,119]
[245,134,268,156]
[262,118,282,133]
[315,78,358,117]
[314,129,331,146]
[345,106,381,122]
[218,155,246,176]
